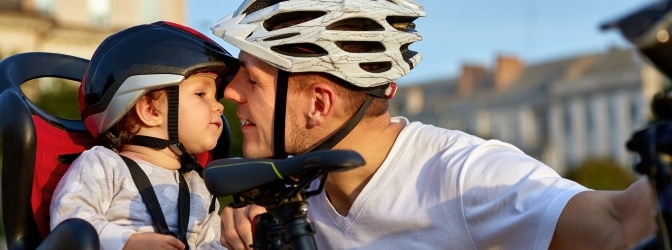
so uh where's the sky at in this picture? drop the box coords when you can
[187,0,656,86]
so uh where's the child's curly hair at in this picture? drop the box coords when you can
[103,89,166,151]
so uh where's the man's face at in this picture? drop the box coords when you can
[223,52,280,158]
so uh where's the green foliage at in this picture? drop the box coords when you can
[30,80,81,120]
[565,158,636,190]
[222,99,243,158]
[217,195,235,214]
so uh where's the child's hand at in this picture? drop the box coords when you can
[123,232,186,250]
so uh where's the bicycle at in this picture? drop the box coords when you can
[203,149,365,250]
[604,0,672,249]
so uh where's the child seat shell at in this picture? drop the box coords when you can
[0,52,232,249]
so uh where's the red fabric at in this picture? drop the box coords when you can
[31,116,96,239]
[195,151,212,167]
[31,115,213,239]
[31,115,212,239]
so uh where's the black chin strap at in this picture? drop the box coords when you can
[167,86,202,173]
[272,70,290,159]
[309,85,387,152]
[129,86,201,174]
[304,85,388,197]
[310,95,373,151]
[130,135,201,175]
[272,70,389,157]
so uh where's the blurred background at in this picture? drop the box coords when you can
[1,0,665,192]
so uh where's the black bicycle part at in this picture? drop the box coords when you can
[250,199,317,250]
[203,149,364,205]
[602,1,672,249]
[627,120,672,250]
[601,0,672,80]
[203,149,365,250]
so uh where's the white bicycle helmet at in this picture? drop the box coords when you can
[211,0,425,88]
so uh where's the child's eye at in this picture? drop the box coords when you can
[196,92,206,98]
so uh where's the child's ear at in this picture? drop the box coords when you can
[134,95,164,127]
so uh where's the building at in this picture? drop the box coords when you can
[0,1,187,246]
[0,0,186,60]
[391,48,665,174]
[0,0,187,101]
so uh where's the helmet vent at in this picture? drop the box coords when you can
[271,43,328,57]
[401,43,418,69]
[386,16,418,32]
[264,32,301,41]
[265,11,326,31]
[327,18,384,31]
[359,62,392,73]
[336,41,385,53]
[243,0,289,15]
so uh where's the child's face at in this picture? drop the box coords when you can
[177,73,225,154]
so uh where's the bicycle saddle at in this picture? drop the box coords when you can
[203,149,364,197]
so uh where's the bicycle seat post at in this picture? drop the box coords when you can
[275,200,316,250]
[255,194,316,250]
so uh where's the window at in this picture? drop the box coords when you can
[35,0,53,16]
[141,0,160,23]
[563,101,572,136]
[629,92,641,126]
[88,0,110,27]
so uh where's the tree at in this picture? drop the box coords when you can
[565,157,637,190]
[222,99,243,157]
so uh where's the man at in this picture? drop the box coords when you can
[212,0,656,249]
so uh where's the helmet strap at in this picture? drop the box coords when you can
[308,83,387,151]
[272,72,386,156]
[129,136,201,174]
[310,94,373,152]
[272,70,290,159]
[129,86,202,174]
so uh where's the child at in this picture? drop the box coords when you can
[49,21,238,250]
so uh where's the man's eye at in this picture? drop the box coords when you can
[248,79,258,85]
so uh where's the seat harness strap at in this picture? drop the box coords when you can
[120,155,190,249]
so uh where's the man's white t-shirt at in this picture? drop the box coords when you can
[307,117,589,249]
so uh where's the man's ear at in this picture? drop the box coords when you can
[307,82,335,127]
[134,95,164,127]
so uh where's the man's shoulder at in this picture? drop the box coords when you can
[399,119,486,148]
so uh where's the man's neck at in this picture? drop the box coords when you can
[323,114,403,216]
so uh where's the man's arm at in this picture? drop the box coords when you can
[550,179,656,249]
[220,204,267,250]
